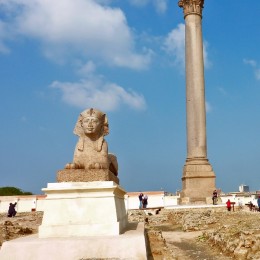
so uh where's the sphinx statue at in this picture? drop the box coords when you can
[57,108,119,183]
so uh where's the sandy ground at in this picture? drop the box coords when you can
[145,220,233,259]
[1,208,260,259]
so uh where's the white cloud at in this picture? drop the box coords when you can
[243,59,257,67]
[203,41,211,69]
[129,0,149,7]
[206,101,212,113]
[163,23,211,70]
[255,69,260,80]
[129,0,168,14]
[50,77,146,111]
[218,87,228,96]
[244,59,260,80]
[163,24,185,68]
[154,0,168,14]
[0,21,11,54]
[0,0,150,69]
[76,61,97,77]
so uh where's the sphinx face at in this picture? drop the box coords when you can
[81,116,102,137]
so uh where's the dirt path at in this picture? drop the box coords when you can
[146,223,233,260]
[162,229,232,260]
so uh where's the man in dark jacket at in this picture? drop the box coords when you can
[7,202,17,217]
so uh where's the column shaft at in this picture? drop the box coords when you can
[185,14,207,159]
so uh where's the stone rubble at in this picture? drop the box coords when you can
[0,212,43,247]
[131,207,260,259]
[1,208,260,259]
[203,212,260,260]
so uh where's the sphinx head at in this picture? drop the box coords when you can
[74,108,109,138]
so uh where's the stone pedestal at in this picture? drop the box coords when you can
[38,181,128,238]
[181,159,215,204]
[0,223,147,260]
[57,169,119,184]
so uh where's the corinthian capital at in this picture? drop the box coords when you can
[178,0,204,18]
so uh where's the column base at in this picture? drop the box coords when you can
[180,158,216,204]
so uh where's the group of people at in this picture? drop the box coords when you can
[249,196,260,211]
[227,197,260,212]
[138,193,148,209]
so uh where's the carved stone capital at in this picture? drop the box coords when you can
[178,0,204,18]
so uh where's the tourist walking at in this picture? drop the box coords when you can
[138,193,143,209]
[7,202,17,217]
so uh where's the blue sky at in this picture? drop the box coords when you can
[0,0,259,195]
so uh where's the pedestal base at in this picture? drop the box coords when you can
[181,159,216,204]
[0,223,147,260]
[57,169,119,184]
[38,181,128,238]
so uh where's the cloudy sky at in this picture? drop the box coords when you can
[0,0,260,194]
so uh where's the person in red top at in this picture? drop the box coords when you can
[226,199,231,211]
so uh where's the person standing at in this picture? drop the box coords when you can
[257,196,260,212]
[212,190,218,205]
[7,202,17,217]
[142,194,148,208]
[226,199,231,211]
[138,193,143,209]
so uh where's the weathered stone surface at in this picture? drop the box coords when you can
[57,169,119,184]
[63,108,119,182]
[179,0,216,202]
[181,162,216,203]
[178,0,204,18]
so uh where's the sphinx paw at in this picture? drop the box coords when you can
[65,163,82,169]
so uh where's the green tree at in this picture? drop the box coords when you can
[0,186,33,196]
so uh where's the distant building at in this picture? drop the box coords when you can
[239,184,249,193]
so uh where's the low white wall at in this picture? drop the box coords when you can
[1,192,180,213]
[125,194,164,210]
[5,192,258,213]
[125,193,180,210]
[0,195,46,214]
[164,196,180,208]
[220,194,258,206]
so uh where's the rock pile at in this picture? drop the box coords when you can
[203,212,260,260]
[0,212,43,247]
[166,208,260,259]
[1,220,33,242]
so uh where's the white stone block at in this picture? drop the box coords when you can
[38,181,128,238]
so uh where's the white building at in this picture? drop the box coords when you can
[239,184,250,193]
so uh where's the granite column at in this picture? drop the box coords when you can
[178,0,216,204]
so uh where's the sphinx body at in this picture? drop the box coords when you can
[57,108,118,183]
[69,135,118,176]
